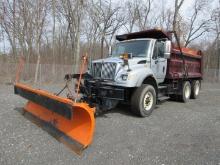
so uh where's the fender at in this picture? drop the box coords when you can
[114,66,158,88]
[137,74,158,87]
[133,67,157,87]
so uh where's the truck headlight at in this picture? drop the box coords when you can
[121,74,128,81]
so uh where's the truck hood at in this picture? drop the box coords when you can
[92,57,148,66]
[92,57,123,64]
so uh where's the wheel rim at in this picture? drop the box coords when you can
[185,84,191,99]
[143,92,153,111]
[194,81,200,96]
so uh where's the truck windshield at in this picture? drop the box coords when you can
[112,40,150,57]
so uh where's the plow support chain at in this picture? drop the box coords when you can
[14,83,95,154]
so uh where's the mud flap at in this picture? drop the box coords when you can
[14,83,95,154]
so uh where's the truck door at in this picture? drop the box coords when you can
[151,40,167,83]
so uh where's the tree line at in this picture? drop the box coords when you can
[0,0,219,82]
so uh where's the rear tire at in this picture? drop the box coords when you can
[131,84,156,117]
[180,81,191,103]
[191,80,200,99]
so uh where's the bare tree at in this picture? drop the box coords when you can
[89,0,125,58]
[136,0,153,30]
[124,0,140,32]
[210,2,220,81]
[156,0,173,31]
[183,0,210,47]
[163,9,174,30]
[59,0,85,72]
[82,14,100,59]
[0,0,17,57]
[173,0,185,32]
[52,0,56,75]
[33,0,48,83]
[17,0,32,57]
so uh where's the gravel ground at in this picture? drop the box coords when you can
[0,83,219,165]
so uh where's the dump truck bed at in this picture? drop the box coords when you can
[166,47,202,80]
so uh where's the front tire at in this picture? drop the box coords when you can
[131,84,156,117]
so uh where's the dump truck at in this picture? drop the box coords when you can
[14,29,203,153]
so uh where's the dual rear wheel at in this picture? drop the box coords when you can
[191,80,201,99]
[181,80,201,102]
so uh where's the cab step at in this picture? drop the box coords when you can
[158,85,167,89]
[158,96,170,102]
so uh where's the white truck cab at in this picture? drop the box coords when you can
[91,38,171,87]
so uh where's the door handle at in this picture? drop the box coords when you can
[155,60,158,64]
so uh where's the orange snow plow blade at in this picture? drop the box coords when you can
[14,83,95,154]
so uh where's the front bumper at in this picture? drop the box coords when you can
[85,80,126,101]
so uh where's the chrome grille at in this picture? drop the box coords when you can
[92,63,102,78]
[92,62,117,80]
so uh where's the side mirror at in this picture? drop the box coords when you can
[164,40,171,59]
